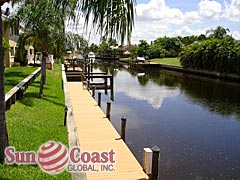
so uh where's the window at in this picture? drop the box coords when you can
[30,49,33,55]
[10,47,14,56]
[15,28,19,36]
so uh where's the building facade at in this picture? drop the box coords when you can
[2,14,34,67]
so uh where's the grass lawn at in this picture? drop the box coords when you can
[120,57,132,61]
[0,64,71,180]
[150,57,181,66]
[4,66,38,93]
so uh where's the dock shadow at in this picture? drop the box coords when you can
[19,92,38,107]
[42,96,65,107]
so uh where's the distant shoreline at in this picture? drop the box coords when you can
[118,60,240,83]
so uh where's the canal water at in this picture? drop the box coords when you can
[93,62,240,180]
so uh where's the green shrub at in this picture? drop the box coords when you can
[179,37,240,74]
[15,47,28,66]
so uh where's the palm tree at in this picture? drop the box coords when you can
[0,0,136,163]
[0,0,10,163]
[71,0,136,44]
[206,26,230,39]
[11,0,65,98]
[65,32,88,54]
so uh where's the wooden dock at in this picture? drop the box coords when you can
[67,81,149,180]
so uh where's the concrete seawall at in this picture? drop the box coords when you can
[128,62,240,82]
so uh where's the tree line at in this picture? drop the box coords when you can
[88,26,240,75]
[180,27,240,74]
[129,26,240,74]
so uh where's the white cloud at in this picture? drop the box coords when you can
[232,31,240,40]
[132,22,169,43]
[131,0,240,44]
[223,0,240,22]
[136,0,184,24]
[136,0,202,25]
[172,26,210,37]
[184,11,202,24]
[175,26,197,37]
[132,0,204,43]
[198,0,222,20]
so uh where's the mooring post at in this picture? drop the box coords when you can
[104,77,108,95]
[110,88,114,101]
[98,92,102,107]
[90,66,93,73]
[110,75,114,101]
[106,102,111,120]
[87,64,90,81]
[150,145,160,180]
[143,148,153,176]
[84,62,87,72]
[121,117,127,142]
[92,86,96,98]
[91,65,93,81]
[64,106,68,126]
[110,76,114,89]
[87,80,90,91]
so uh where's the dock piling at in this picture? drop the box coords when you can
[110,76,113,87]
[121,117,127,141]
[87,64,90,81]
[143,148,153,176]
[110,76,114,101]
[104,78,108,95]
[150,145,160,180]
[87,80,90,91]
[92,86,96,98]
[106,102,111,120]
[98,92,102,107]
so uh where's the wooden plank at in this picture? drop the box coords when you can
[5,68,41,111]
[67,82,149,180]
[62,65,87,180]
[85,75,112,78]
[5,67,41,102]
[84,72,108,75]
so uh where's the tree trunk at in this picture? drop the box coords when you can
[0,8,9,163]
[43,54,46,85]
[39,52,47,98]
[33,48,36,67]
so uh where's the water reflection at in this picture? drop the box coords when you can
[94,61,240,180]
[115,70,180,109]
[180,76,240,118]
[133,68,240,119]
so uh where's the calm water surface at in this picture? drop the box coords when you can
[94,64,240,180]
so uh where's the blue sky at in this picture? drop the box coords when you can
[137,0,231,12]
[131,0,240,44]
[2,0,240,45]
[137,0,218,12]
